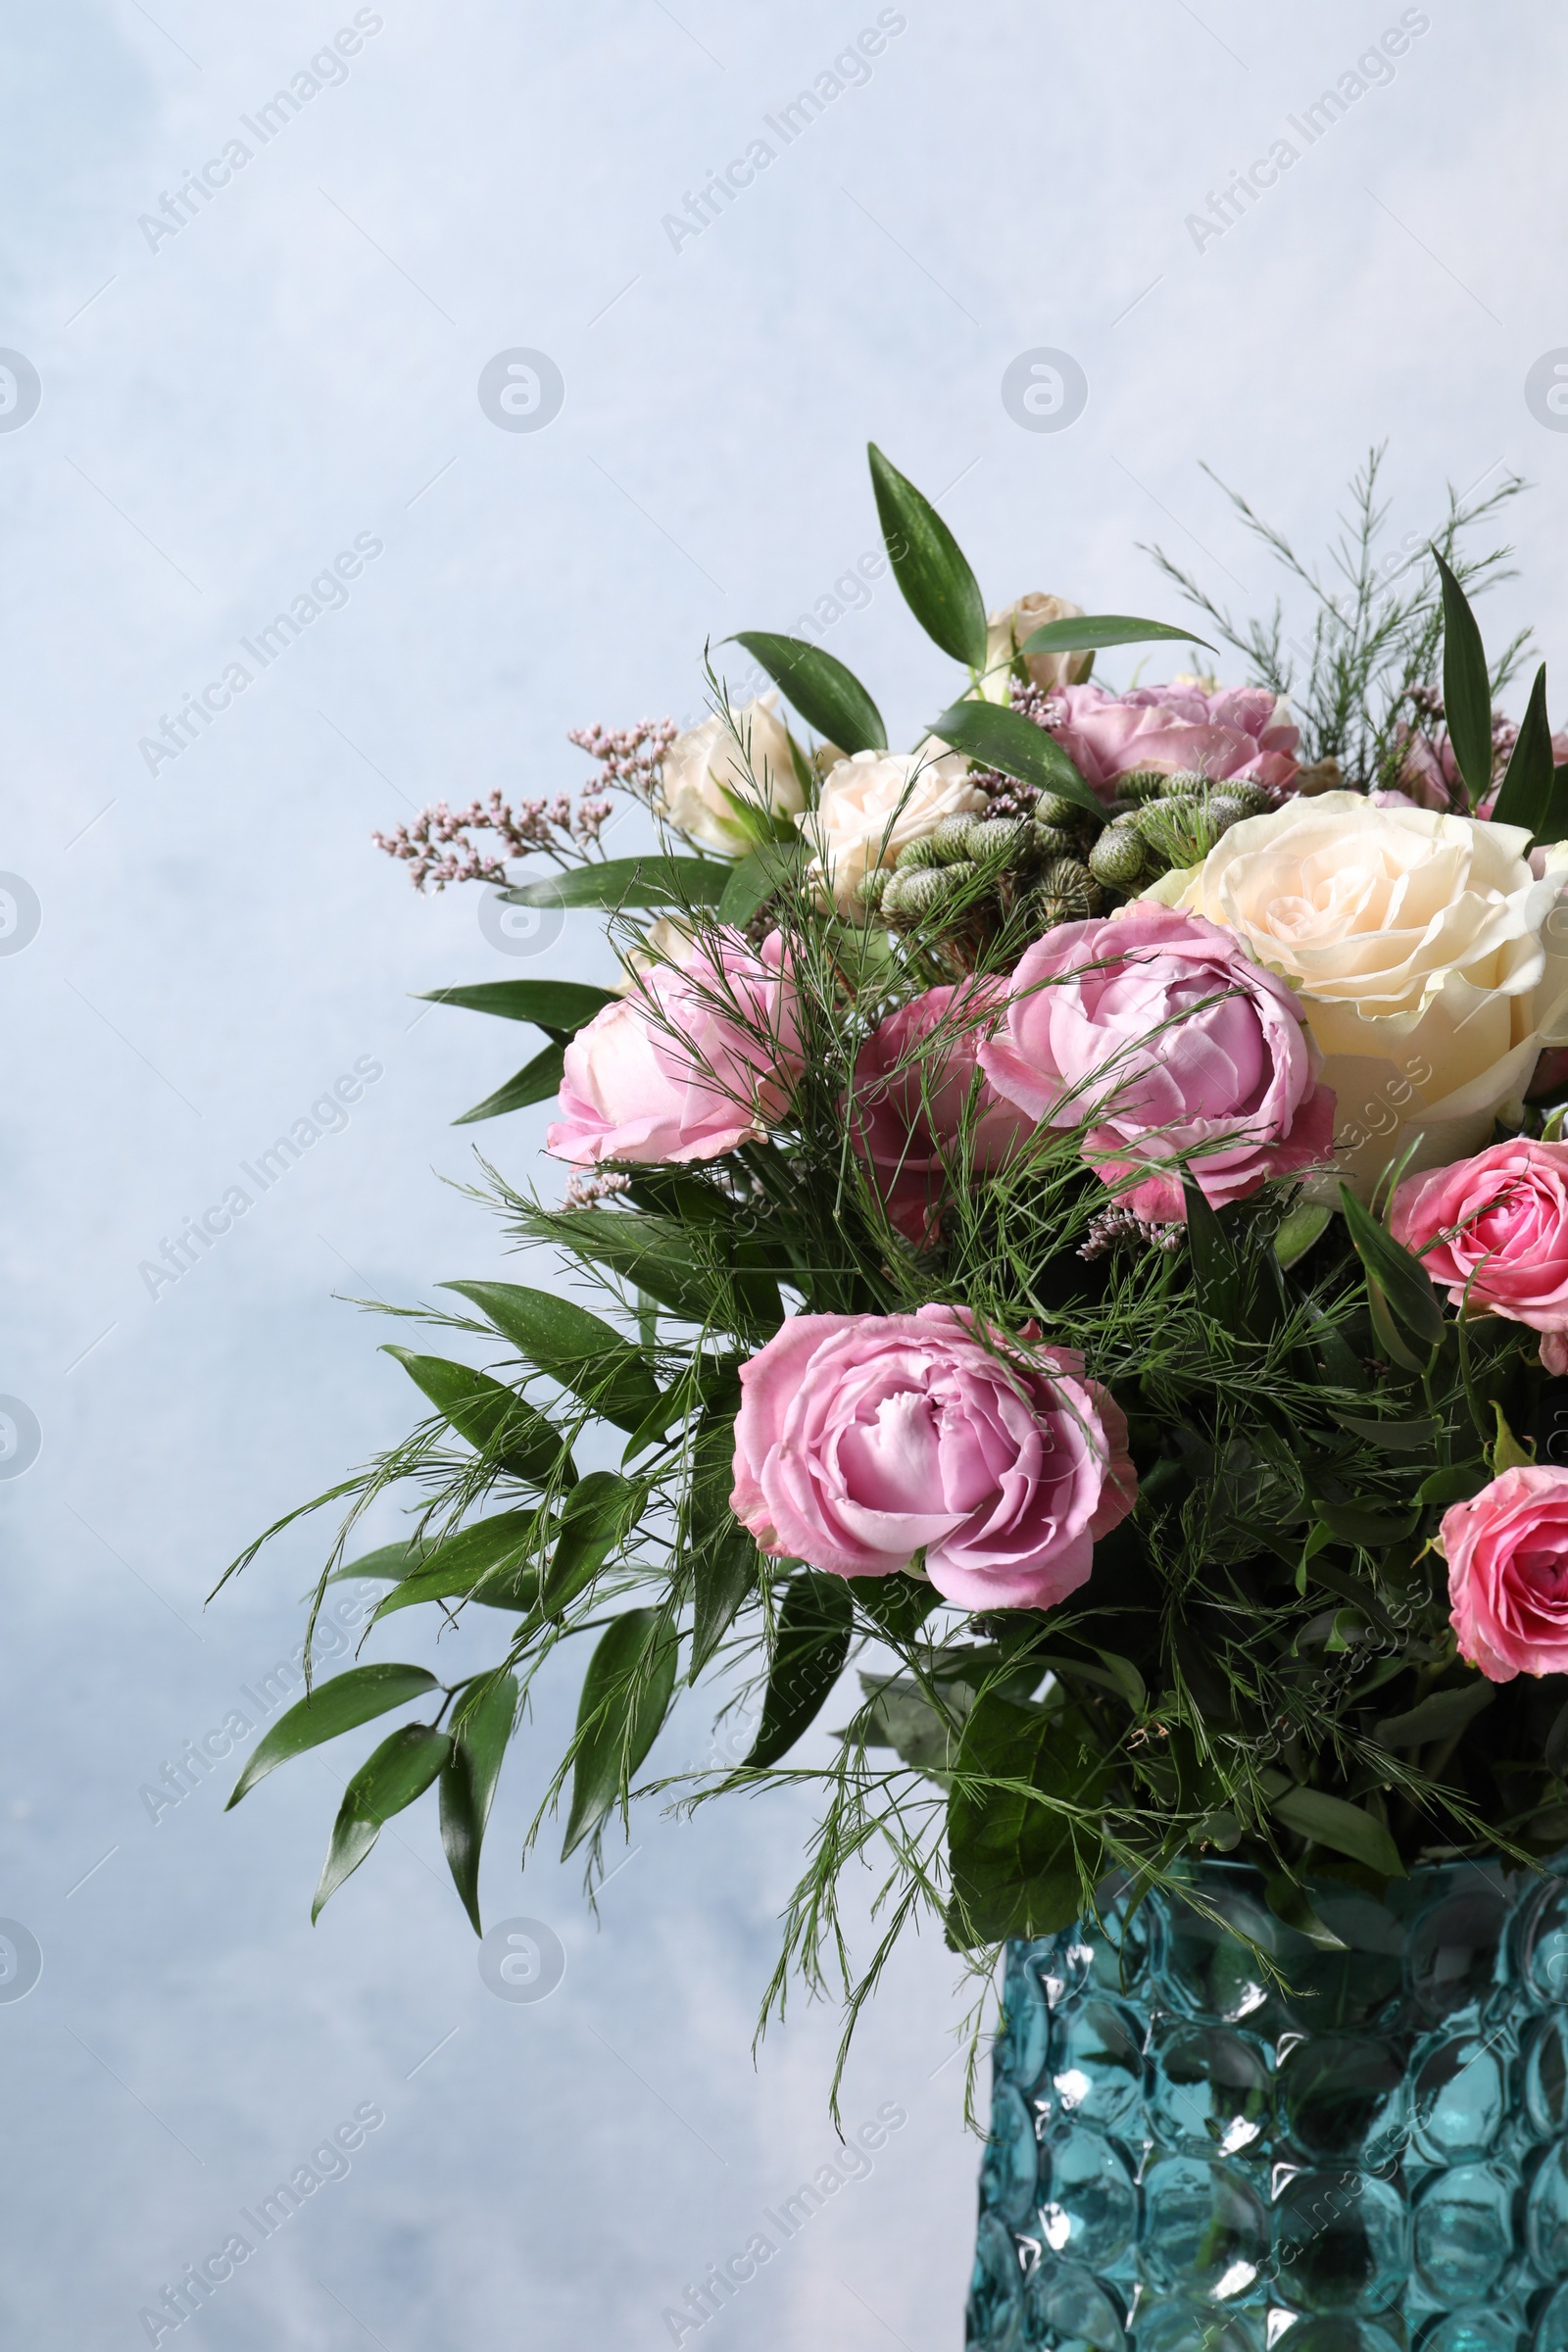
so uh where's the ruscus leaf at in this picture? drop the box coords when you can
[867,443,988,669]
[313,1723,452,1920]
[226,1664,441,1807]
[729,632,886,754]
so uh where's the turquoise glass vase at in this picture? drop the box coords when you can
[967,1859,1568,2350]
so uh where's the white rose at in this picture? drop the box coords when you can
[1144,791,1568,1194]
[802,745,986,914]
[657,691,804,856]
[980,593,1094,703]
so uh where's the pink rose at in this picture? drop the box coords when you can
[1441,1466,1568,1681]
[1044,681,1298,802]
[847,985,1033,1244]
[978,907,1336,1222]
[547,928,801,1166]
[730,1304,1136,1609]
[1391,1139,1568,1372]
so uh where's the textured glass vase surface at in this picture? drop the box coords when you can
[967,1859,1568,2351]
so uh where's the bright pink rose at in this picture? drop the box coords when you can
[847,985,1034,1244]
[978,907,1336,1221]
[1392,1139,1568,1373]
[1441,1466,1568,1681]
[1044,681,1298,801]
[547,928,801,1166]
[730,1304,1136,1609]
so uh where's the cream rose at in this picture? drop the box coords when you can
[980,592,1095,703]
[803,744,985,914]
[657,691,804,856]
[1143,791,1568,1194]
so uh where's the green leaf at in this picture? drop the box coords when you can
[1491,1401,1535,1474]
[1418,1463,1483,1507]
[1275,1200,1331,1270]
[717,839,804,926]
[947,1695,1106,1944]
[520,1209,779,1335]
[1093,1649,1148,1713]
[848,1572,940,1642]
[1375,1682,1494,1747]
[443,1280,661,1435]
[226,1663,441,1807]
[1435,549,1493,809]
[1261,1872,1348,1951]
[1314,1501,1421,1549]
[1340,1183,1446,1352]
[867,443,988,670]
[563,1608,678,1856]
[1331,1410,1441,1453]
[384,1348,573,1485]
[729,632,886,754]
[508,856,732,911]
[327,1540,425,1586]
[416,981,614,1028]
[440,1670,517,1935]
[691,1526,760,1679]
[454,1042,565,1125]
[313,1723,453,1920]
[1489,662,1557,838]
[1182,1176,1241,1323]
[686,1402,760,1678]
[371,1507,547,1619]
[1015,612,1215,658]
[1270,1786,1405,1878]
[927,698,1102,818]
[744,1572,854,1769]
[541,1471,636,1615]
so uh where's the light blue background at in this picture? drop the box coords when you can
[3,2,1564,2343]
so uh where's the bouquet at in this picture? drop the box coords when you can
[221,445,1568,2085]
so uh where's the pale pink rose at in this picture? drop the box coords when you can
[1043,681,1298,801]
[1391,1139,1568,1365]
[978,907,1336,1221]
[847,985,1034,1244]
[547,928,800,1166]
[730,1304,1136,1609]
[1441,1466,1568,1681]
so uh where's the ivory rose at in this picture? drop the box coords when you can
[730,1304,1136,1609]
[803,745,984,913]
[848,986,1033,1243]
[1146,792,1568,1196]
[657,692,804,856]
[547,928,800,1165]
[1392,1139,1568,1373]
[978,907,1335,1220]
[1440,1467,1568,1682]
[981,593,1095,700]
[1044,680,1298,800]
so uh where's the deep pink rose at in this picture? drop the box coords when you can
[1441,1466,1568,1681]
[730,1304,1136,1610]
[1392,1139,1568,1373]
[1044,681,1298,802]
[547,928,801,1166]
[977,907,1336,1222]
[847,985,1034,1244]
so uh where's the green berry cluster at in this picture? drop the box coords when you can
[857,769,1272,964]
